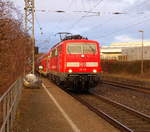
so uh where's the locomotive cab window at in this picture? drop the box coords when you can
[67,43,97,54]
[83,44,97,54]
[67,43,82,54]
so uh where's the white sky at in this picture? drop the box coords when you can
[11,0,150,52]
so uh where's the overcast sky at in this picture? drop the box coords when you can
[12,0,150,52]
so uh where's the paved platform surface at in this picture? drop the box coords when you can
[14,79,120,132]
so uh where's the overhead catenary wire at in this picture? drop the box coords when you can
[82,12,149,44]
[56,0,74,29]
[35,13,43,35]
[82,11,146,37]
[99,16,150,39]
[33,0,149,51]
[69,0,104,30]
[82,0,149,38]
[133,0,150,12]
[97,9,148,38]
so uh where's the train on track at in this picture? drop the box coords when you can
[36,35,102,91]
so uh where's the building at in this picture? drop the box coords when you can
[100,47,122,60]
[101,41,150,61]
[122,46,150,61]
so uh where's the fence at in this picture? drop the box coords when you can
[0,77,22,132]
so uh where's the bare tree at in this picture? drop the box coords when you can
[0,0,23,22]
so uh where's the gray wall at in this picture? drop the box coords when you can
[122,46,150,61]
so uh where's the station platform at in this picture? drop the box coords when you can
[14,79,120,132]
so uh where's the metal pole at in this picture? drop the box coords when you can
[24,0,27,32]
[24,0,35,74]
[139,30,144,74]
[32,0,35,74]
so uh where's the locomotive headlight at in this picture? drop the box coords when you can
[39,65,43,70]
[68,69,72,73]
[81,54,85,58]
[93,69,97,73]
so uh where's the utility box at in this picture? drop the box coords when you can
[35,46,39,54]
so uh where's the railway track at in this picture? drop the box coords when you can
[67,90,150,132]
[102,80,150,94]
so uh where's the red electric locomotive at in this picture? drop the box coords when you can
[47,35,102,91]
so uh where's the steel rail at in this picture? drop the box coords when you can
[91,91,150,122]
[44,78,150,131]
[67,91,133,132]
[66,89,150,132]
[103,80,150,94]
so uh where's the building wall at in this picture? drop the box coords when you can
[101,41,150,61]
[122,46,150,61]
[101,53,122,60]
[101,47,122,60]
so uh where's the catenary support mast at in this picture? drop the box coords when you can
[24,0,35,74]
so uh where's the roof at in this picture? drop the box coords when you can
[111,41,150,47]
[101,48,122,53]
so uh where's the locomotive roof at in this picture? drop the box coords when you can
[51,39,99,49]
[51,35,87,49]
[62,35,88,41]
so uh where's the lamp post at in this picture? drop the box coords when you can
[139,30,144,74]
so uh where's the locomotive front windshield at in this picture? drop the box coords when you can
[67,43,97,54]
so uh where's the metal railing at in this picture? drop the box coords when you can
[0,77,22,132]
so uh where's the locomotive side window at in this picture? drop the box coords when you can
[48,52,52,58]
[67,43,97,54]
[58,46,62,55]
[55,48,58,56]
[51,49,55,57]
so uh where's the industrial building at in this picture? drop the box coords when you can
[101,41,150,61]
